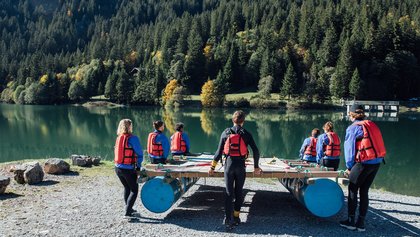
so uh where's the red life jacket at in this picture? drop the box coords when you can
[147,132,164,157]
[355,120,386,162]
[304,137,317,156]
[223,129,248,157]
[171,131,187,153]
[324,132,341,157]
[114,134,137,165]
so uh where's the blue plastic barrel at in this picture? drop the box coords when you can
[141,176,198,213]
[280,178,344,217]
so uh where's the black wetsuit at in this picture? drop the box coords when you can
[213,125,260,221]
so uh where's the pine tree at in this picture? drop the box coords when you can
[332,39,353,98]
[258,75,273,98]
[316,67,333,103]
[183,21,205,93]
[316,25,338,67]
[281,63,297,99]
[349,68,361,99]
[115,69,133,104]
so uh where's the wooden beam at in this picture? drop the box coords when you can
[145,170,346,179]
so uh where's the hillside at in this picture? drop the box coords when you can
[0,0,419,105]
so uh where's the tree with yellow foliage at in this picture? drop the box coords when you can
[162,79,179,106]
[200,79,224,107]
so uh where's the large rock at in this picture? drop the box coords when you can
[70,155,101,167]
[0,176,10,194]
[91,157,101,166]
[23,162,44,184]
[12,165,27,184]
[44,158,70,174]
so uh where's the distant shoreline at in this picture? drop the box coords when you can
[0,98,418,113]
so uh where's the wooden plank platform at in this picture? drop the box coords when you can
[145,157,344,179]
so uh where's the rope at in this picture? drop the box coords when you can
[303,169,313,178]
[268,158,277,164]
[337,169,346,177]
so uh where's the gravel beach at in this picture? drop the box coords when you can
[1,163,419,237]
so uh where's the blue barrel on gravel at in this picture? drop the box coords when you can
[141,176,198,213]
[280,178,344,217]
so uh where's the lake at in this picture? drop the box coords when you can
[0,104,418,196]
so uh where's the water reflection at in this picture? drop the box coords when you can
[0,104,419,196]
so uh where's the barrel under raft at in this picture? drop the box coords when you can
[280,178,344,217]
[141,176,198,213]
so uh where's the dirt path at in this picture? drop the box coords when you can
[1,163,419,237]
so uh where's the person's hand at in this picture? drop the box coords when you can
[254,167,262,175]
[136,167,146,176]
[345,169,351,177]
[208,168,215,176]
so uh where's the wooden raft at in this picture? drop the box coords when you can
[145,156,345,179]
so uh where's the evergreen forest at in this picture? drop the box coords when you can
[0,0,419,105]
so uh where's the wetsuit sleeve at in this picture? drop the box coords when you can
[213,131,227,163]
[316,134,326,164]
[128,136,143,168]
[299,138,310,159]
[183,133,191,152]
[246,133,260,168]
[161,134,170,159]
[344,125,363,170]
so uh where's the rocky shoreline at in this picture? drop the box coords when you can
[1,160,419,237]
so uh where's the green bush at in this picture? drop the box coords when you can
[224,97,250,108]
[0,88,14,103]
[249,98,282,109]
[13,85,25,104]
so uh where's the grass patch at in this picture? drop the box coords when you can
[0,159,116,177]
[70,160,115,177]
[90,95,108,100]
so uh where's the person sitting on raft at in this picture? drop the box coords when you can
[299,128,320,163]
[147,120,170,164]
[316,121,341,170]
[170,122,191,156]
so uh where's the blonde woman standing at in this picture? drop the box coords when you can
[114,119,143,218]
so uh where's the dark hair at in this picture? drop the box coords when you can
[153,120,164,130]
[311,128,320,138]
[232,110,246,124]
[175,122,184,131]
[349,111,366,120]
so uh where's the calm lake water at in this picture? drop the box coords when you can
[0,104,419,196]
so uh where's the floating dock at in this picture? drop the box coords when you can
[345,100,399,121]
[140,155,347,217]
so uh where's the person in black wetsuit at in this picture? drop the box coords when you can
[208,110,262,230]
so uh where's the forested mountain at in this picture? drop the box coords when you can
[0,0,419,105]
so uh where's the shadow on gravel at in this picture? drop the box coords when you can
[155,184,419,236]
[368,207,420,235]
[370,198,420,207]
[33,180,60,186]
[160,184,339,235]
[61,171,80,176]
[0,192,23,200]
